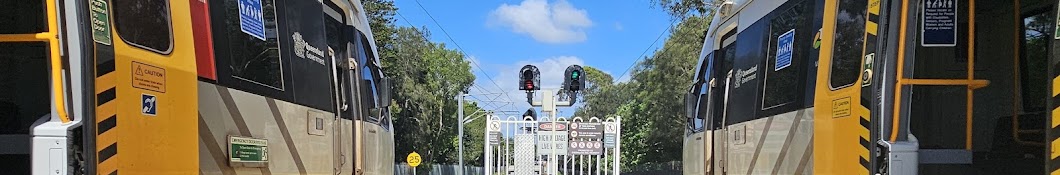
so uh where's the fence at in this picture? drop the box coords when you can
[619,161,682,175]
[394,163,486,175]
[485,116,622,175]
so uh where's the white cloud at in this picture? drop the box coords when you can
[488,0,593,44]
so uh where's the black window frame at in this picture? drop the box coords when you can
[1018,8,1053,112]
[325,1,354,119]
[358,34,382,124]
[692,53,714,132]
[209,0,292,101]
[760,0,811,117]
[714,29,737,128]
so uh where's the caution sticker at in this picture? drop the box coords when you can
[132,61,166,93]
[832,97,851,118]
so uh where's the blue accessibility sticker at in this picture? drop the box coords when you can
[775,29,795,71]
[142,94,157,116]
[238,0,266,40]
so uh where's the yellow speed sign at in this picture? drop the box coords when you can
[407,152,422,167]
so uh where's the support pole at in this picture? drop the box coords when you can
[458,92,465,175]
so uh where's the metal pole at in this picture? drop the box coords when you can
[485,116,492,175]
[458,92,465,175]
[549,111,556,175]
[613,116,621,174]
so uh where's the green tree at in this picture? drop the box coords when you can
[363,0,397,51]
[365,1,484,172]
[574,66,631,119]
[651,0,723,19]
[383,26,476,165]
[573,16,711,170]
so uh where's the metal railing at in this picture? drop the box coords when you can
[0,0,70,124]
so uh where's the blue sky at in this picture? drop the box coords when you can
[393,0,673,118]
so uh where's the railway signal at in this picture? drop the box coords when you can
[523,108,537,120]
[518,65,541,91]
[564,65,585,91]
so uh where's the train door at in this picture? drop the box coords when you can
[870,0,1060,174]
[324,1,354,174]
[684,57,709,175]
[712,29,737,175]
[813,0,880,174]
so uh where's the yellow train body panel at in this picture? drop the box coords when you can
[101,0,200,174]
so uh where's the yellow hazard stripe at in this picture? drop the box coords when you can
[96,70,118,175]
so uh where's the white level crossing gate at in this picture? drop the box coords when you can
[484,116,621,175]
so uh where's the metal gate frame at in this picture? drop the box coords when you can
[484,115,621,175]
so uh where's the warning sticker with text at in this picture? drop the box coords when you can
[132,61,166,93]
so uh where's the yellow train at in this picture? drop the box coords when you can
[684,0,1060,174]
[0,0,394,174]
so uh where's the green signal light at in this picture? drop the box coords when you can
[571,71,580,79]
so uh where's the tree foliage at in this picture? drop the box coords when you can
[574,16,711,170]
[651,0,723,20]
[363,0,485,171]
[363,0,715,171]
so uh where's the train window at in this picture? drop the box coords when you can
[362,67,378,123]
[1019,11,1052,112]
[828,0,868,89]
[713,32,736,129]
[692,53,713,132]
[762,3,806,109]
[688,83,704,132]
[359,34,380,123]
[327,4,350,116]
[217,0,285,90]
[111,0,173,54]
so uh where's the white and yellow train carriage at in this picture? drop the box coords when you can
[0,0,394,174]
[685,0,1060,174]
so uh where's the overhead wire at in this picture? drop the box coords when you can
[395,11,512,111]
[616,19,678,82]
[411,0,517,107]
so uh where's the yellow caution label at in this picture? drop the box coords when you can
[132,61,166,93]
[832,97,851,118]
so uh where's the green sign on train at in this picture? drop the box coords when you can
[229,136,269,163]
[89,0,111,45]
